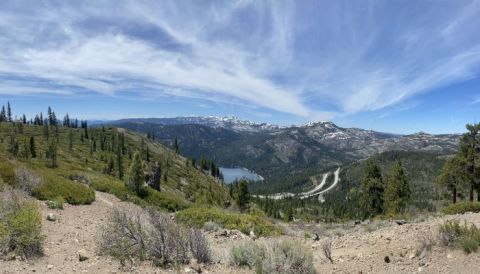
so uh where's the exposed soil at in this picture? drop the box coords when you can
[2,191,480,274]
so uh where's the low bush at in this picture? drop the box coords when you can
[0,190,44,259]
[441,202,480,215]
[98,205,149,266]
[99,205,212,269]
[91,178,189,212]
[176,206,280,237]
[230,240,316,274]
[439,220,480,254]
[231,242,266,270]
[33,178,95,205]
[15,167,41,195]
[0,159,15,186]
[189,229,212,264]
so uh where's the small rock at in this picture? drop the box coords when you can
[409,253,416,259]
[78,249,89,262]
[47,265,54,270]
[447,253,453,259]
[418,267,423,272]
[46,213,56,222]
[384,256,390,263]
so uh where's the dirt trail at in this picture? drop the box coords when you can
[0,192,243,274]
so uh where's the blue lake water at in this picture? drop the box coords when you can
[220,167,263,184]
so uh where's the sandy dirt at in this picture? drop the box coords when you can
[2,191,480,274]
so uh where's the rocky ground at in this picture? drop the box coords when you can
[1,191,480,274]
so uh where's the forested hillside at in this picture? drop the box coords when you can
[109,118,459,193]
[0,108,231,211]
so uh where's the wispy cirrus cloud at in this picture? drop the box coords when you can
[0,0,479,120]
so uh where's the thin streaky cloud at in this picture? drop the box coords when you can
[0,0,479,120]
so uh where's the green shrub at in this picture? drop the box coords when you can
[264,240,316,274]
[230,240,316,274]
[442,202,480,215]
[439,220,480,254]
[0,196,44,259]
[0,159,15,186]
[458,234,479,254]
[46,196,64,210]
[176,206,280,236]
[91,178,189,212]
[33,178,95,205]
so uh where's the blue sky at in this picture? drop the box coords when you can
[0,0,480,134]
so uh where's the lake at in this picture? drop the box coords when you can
[219,167,263,184]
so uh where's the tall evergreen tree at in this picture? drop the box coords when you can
[458,123,480,201]
[174,138,179,154]
[29,136,36,158]
[234,179,250,210]
[6,101,12,122]
[0,105,6,121]
[360,160,384,218]
[125,151,146,195]
[46,139,58,168]
[437,156,467,204]
[384,160,411,215]
[117,145,124,180]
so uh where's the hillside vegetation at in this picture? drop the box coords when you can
[0,120,231,211]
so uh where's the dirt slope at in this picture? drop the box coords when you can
[2,191,480,274]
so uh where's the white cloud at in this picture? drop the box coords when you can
[0,0,479,120]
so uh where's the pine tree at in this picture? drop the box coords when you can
[29,136,36,158]
[125,151,146,196]
[234,179,250,210]
[360,160,384,218]
[174,138,179,154]
[384,160,411,215]
[6,101,12,122]
[437,156,467,204]
[0,105,6,122]
[458,123,480,201]
[117,145,124,179]
[47,139,58,168]
[22,114,27,124]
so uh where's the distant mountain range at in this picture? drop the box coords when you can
[105,116,461,193]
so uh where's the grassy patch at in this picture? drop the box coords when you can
[0,158,15,186]
[91,177,189,212]
[441,202,480,215]
[33,177,95,205]
[230,240,316,274]
[176,206,280,236]
[439,220,480,254]
[0,191,44,259]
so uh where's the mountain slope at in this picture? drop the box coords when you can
[107,117,460,193]
[0,121,231,210]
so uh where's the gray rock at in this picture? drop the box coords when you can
[46,213,57,222]
[78,249,89,262]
